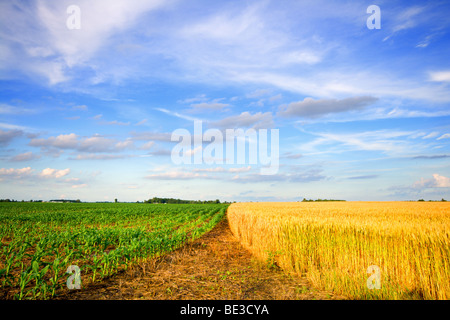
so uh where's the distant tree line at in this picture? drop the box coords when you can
[301,198,346,202]
[0,199,44,202]
[144,197,228,204]
[418,198,447,202]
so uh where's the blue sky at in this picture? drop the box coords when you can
[1,0,450,202]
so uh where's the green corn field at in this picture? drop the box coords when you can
[0,202,228,300]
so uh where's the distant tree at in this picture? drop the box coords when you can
[115,198,118,203]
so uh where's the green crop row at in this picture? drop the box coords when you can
[0,202,228,300]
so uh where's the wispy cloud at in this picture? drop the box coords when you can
[437,134,450,140]
[9,151,41,162]
[0,103,35,115]
[429,71,450,82]
[155,108,200,122]
[145,170,212,180]
[0,0,169,84]
[231,168,326,184]
[412,154,450,160]
[301,129,421,155]
[347,175,378,180]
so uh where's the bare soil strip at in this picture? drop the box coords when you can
[56,217,346,300]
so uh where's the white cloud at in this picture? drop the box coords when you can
[0,167,33,180]
[433,174,450,188]
[155,108,200,122]
[301,129,419,155]
[0,0,168,84]
[40,168,70,179]
[0,103,35,115]
[422,132,440,139]
[392,6,425,33]
[29,133,134,154]
[413,174,450,188]
[139,141,155,150]
[429,71,450,82]
[437,134,450,140]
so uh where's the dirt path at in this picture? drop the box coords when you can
[57,217,346,300]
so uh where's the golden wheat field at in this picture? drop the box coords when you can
[227,201,450,300]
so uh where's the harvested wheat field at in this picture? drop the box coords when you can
[228,201,450,300]
[55,216,345,300]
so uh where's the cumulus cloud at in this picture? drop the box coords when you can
[29,133,134,154]
[0,167,71,182]
[40,168,70,179]
[0,167,33,180]
[278,96,378,118]
[29,133,78,149]
[413,174,450,189]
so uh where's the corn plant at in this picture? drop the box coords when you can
[0,202,228,299]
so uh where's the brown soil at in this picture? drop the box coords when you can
[55,217,346,300]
